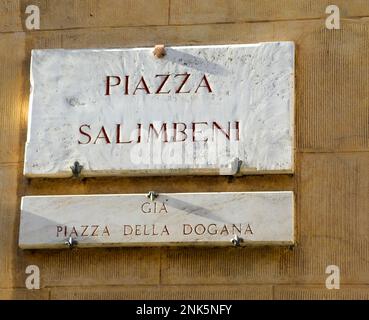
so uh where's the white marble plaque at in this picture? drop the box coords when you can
[19,191,294,248]
[24,42,294,177]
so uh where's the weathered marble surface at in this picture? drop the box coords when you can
[24,42,294,177]
[19,191,294,248]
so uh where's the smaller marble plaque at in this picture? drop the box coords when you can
[19,191,294,248]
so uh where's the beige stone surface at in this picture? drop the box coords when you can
[170,0,369,24]
[0,289,50,300]
[19,0,169,30]
[0,0,22,33]
[297,23,369,151]
[0,165,21,289]
[0,33,27,164]
[288,152,369,284]
[18,248,161,287]
[0,0,368,299]
[275,285,369,300]
[51,285,272,300]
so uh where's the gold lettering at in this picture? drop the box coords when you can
[81,225,89,236]
[102,226,110,236]
[143,225,150,236]
[232,224,242,234]
[161,225,170,236]
[70,226,78,237]
[135,225,141,236]
[183,224,192,235]
[208,224,217,235]
[91,225,99,236]
[244,224,253,235]
[152,224,158,236]
[123,225,133,235]
[194,224,206,235]
[56,226,63,237]
[220,225,229,235]
[141,202,151,213]
[159,203,168,214]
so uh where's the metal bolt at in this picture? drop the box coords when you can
[219,157,242,176]
[147,191,158,201]
[153,44,166,58]
[231,234,242,247]
[65,236,77,248]
[70,161,83,178]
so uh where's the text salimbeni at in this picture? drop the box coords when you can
[77,73,240,145]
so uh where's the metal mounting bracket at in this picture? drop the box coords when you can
[147,191,158,201]
[70,161,83,178]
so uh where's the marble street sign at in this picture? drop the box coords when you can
[19,191,294,248]
[24,42,295,177]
